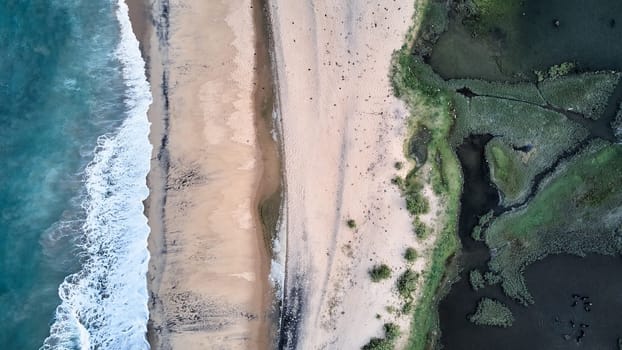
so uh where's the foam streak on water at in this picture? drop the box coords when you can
[41,1,153,348]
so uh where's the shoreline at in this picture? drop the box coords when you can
[128,0,279,348]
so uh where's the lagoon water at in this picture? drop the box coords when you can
[0,0,151,348]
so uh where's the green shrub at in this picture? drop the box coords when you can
[362,337,393,350]
[469,270,485,291]
[404,247,418,262]
[414,217,431,239]
[347,219,357,229]
[402,300,414,314]
[406,192,429,215]
[362,323,401,350]
[397,269,419,298]
[384,323,400,340]
[394,161,404,170]
[469,298,514,327]
[534,62,576,81]
[391,176,404,188]
[369,264,392,282]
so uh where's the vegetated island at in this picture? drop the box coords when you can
[391,0,622,348]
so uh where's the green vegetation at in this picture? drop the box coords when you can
[463,0,523,39]
[347,219,357,229]
[539,71,620,119]
[413,217,431,239]
[472,211,494,241]
[447,79,545,105]
[414,0,449,55]
[469,270,485,291]
[486,142,622,304]
[403,172,430,216]
[453,94,589,205]
[362,323,401,350]
[397,269,420,298]
[469,298,514,327]
[471,225,483,241]
[395,0,622,346]
[391,176,404,189]
[402,300,414,314]
[394,161,404,170]
[484,271,502,285]
[485,139,526,203]
[614,106,622,141]
[392,10,463,346]
[404,247,418,262]
[534,62,576,81]
[369,264,392,282]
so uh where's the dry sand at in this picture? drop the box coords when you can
[268,1,429,348]
[132,0,276,349]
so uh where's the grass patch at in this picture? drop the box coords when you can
[369,264,392,282]
[485,139,527,203]
[469,298,514,327]
[486,141,622,304]
[539,71,621,119]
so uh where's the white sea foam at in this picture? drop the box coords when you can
[41,0,153,349]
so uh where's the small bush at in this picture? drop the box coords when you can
[397,269,419,297]
[406,193,429,215]
[369,264,391,282]
[347,219,357,229]
[414,217,431,239]
[469,270,485,291]
[404,247,418,262]
[402,300,414,314]
[361,323,400,350]
[391,176,404,188]
[394,161,404,170]
[384,323,400,340]
[362,337,393,350]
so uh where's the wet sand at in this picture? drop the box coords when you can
[128,0,278,348]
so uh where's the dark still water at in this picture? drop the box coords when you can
[440,254,622,350]
[431,0,622,80]
[438,136,622,349]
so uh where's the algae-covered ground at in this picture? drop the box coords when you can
[393,0,622,349]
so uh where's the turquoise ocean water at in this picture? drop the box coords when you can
[0,0,152,348]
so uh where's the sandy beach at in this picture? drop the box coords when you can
[268,1,424,348]
[130,0,428,348]
[130,0,277,348]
